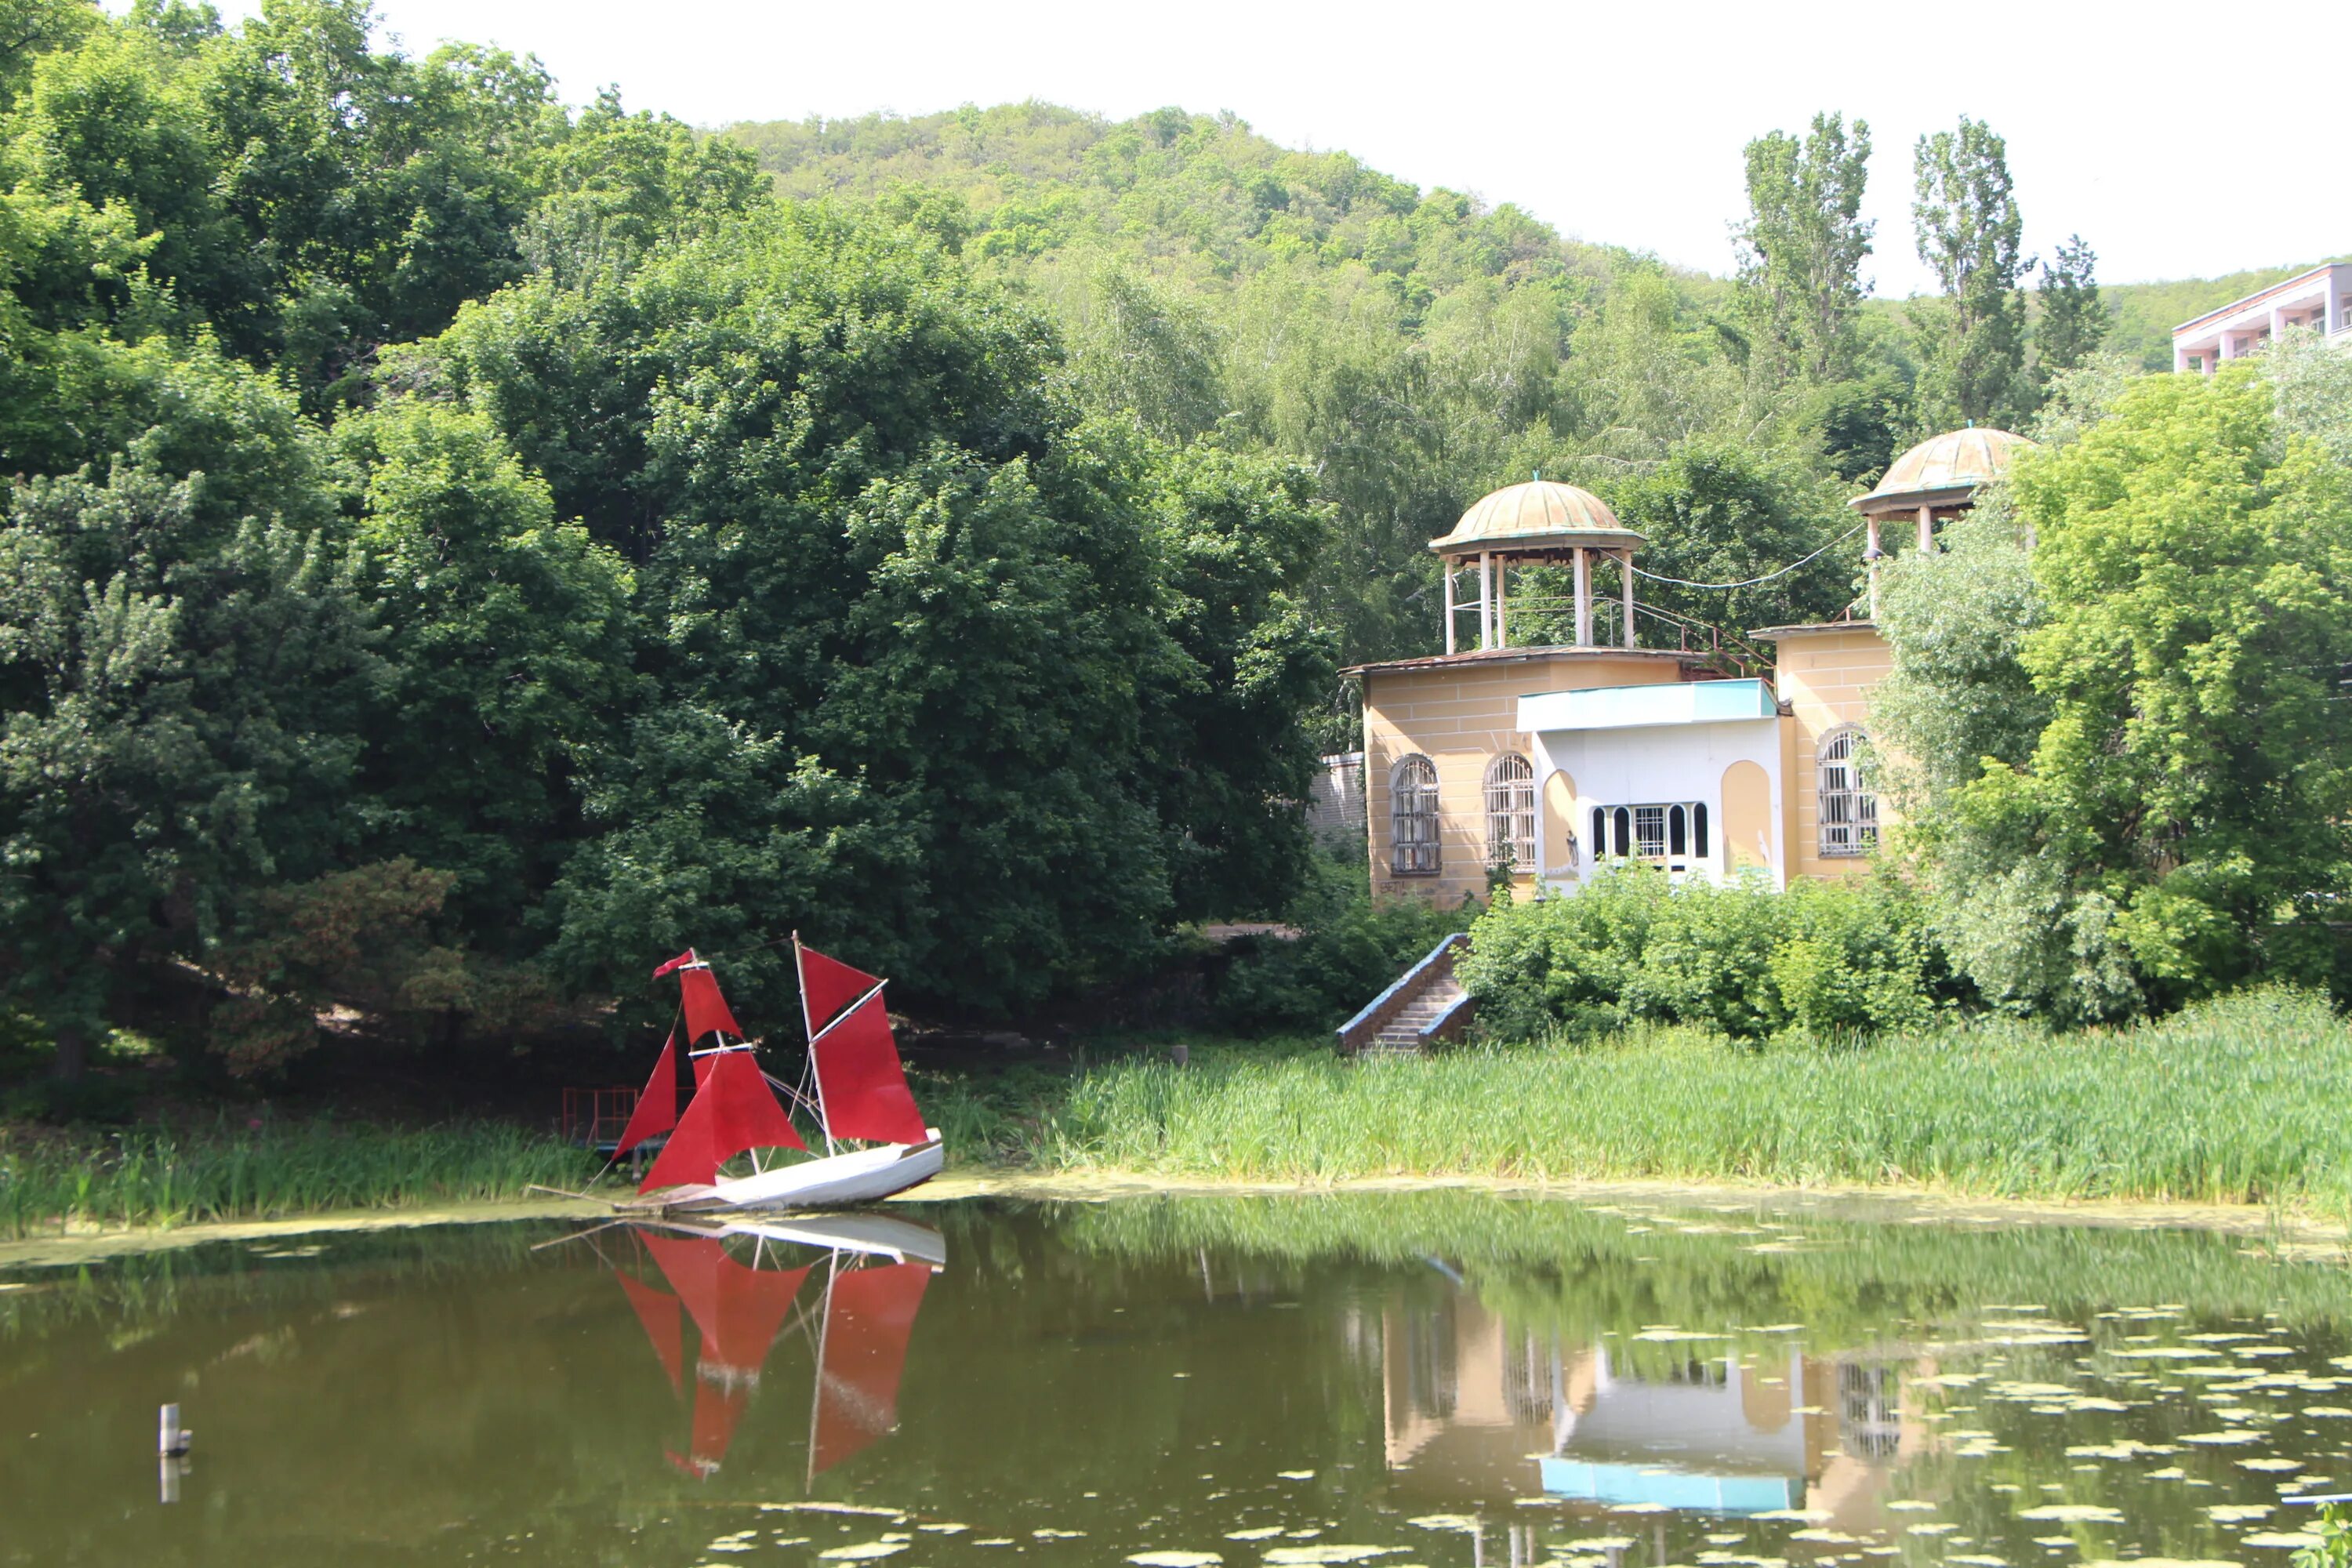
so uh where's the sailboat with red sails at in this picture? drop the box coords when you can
[608,1212,940,1483]
[609,937,944,1214]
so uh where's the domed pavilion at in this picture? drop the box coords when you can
[1846,426,2034,616]
[1428,478,1645,653]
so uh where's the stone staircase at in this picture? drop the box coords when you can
[1362,972,1468,1054]
[1335,932,1475,1055]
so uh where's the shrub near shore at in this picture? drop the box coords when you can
[1459,866,1937,1042]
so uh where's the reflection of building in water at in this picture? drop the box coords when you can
[1381,1290,1926,1528]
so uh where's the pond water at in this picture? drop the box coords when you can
[3,1192,2350,1566]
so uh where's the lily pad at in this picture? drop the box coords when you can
[2018,1504,2125,1523]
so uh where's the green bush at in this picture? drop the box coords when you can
[2295,1504,2352,1568]
[1457,866,1934,1042]
[1213,851,1475,1033]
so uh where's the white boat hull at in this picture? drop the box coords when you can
[626,1131,944,1215]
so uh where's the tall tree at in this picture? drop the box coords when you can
[2034,234,2106,387]
[337,401,640,947]
[1888,369,2352,1018]
[1733,112,1875,384]
[419,205,1332,1018]
[0,464,381,1079]
[1911,116,2031,430]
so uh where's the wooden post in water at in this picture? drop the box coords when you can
[158,1403,191,1504]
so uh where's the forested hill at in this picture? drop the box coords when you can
[724,102,2347,672]
[734,100,2341,376]
[725,102,1842,670]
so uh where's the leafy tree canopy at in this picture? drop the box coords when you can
[1882,368,2352,1018]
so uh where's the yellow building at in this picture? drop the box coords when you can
[1353,430,2031,902]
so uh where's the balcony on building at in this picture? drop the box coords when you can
[2172,263,2352,372]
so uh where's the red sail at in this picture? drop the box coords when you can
[798,944,881,1035]
[615,1033,681,1156]
[811,994,928,1146]
[679,964,743,1044]
[640,1232,812,1374]
[705,1049,807,1160]
[638,1082,721,1192]
[614,1269,684,1395]
[669,1380,750,1478]
[637,1051,808,1193]
[811,1261,931,1474]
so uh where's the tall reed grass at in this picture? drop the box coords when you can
[1031,989,2352,1208]
[0,1122,593,1239]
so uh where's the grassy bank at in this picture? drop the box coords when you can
[1012,989,2352,1210]
[0,1122,597,1239]
[10,989,2349,1236]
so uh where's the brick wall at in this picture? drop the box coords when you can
[1305,752,1367,848]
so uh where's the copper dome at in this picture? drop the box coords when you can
[1428,480,1642,557]
[1853,427,2036,514]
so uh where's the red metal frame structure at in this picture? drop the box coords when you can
[561,1085,641,1151]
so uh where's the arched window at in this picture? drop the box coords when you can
[1483,754,1535,874]
[1390,754,1441,875]
[1818,726,1878,856]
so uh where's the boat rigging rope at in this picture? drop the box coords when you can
[1627,519,1869,590]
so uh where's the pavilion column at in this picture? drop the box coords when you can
[1496,558,1509,649]
[1865,515,1883,619]
[1916,503,1934,554]
[1443,559,1457,655]
[1479,552,1494,650]
[1573,546,1592,648]
[1620,548,1636,649]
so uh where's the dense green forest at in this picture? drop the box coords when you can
[0,1,1338,1080]
[1,2,2343,1097]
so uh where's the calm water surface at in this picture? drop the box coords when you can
[4,1192,2350,1565]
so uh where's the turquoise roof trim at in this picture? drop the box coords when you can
[1517,678,1779,733]
[1540,1456,1796,1515]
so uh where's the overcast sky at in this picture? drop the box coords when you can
[220,0,2336,299]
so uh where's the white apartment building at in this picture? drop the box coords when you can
[2173,262,2351,371]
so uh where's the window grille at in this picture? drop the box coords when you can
[1593,800,1711,869]
[1483,754,1535,874]
[1818,727,1878,856]
[1634,804,1667,858]
[1390,754,1441,875]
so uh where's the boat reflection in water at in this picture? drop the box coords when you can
[1384,1287,1920,1539]
[603,1213,942,1483]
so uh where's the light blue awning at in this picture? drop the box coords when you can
[1538,1456,1798,1515]
[1517,678,1778,733]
